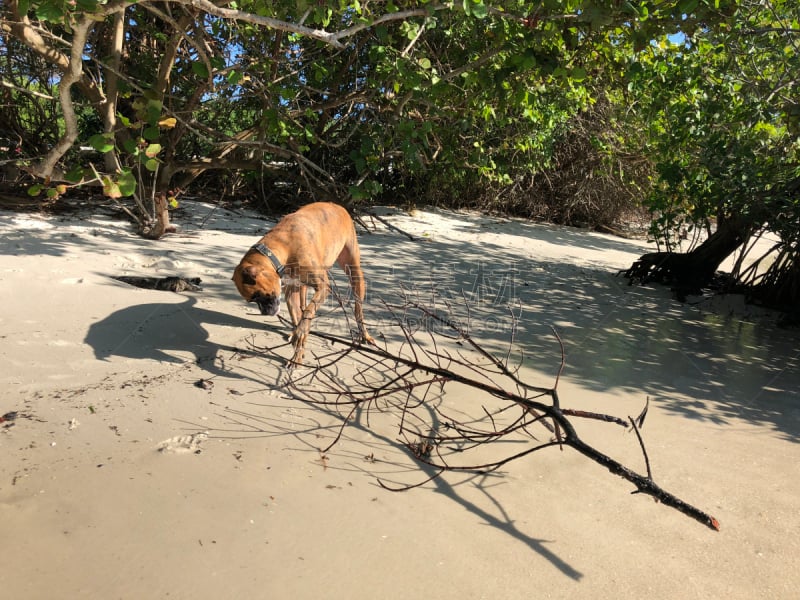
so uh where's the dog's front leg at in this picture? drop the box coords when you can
[289,275,327,365]
[285,285,303,329]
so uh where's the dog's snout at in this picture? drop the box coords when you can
[251,291,280,316]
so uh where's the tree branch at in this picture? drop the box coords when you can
[32,17,93,179]
[180,0,350,48]
[247,296,720,532]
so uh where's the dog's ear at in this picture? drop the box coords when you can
[242,265,259,285]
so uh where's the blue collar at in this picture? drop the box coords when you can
[251,243,285,276]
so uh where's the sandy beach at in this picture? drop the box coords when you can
[1,200,798,599]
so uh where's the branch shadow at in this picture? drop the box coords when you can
[187,367,585,581]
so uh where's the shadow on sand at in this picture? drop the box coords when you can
[77,206,799,579]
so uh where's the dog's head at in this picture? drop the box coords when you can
[232,260,281,316]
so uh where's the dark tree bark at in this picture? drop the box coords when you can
[752,245,800,323]
[623,214,755,299]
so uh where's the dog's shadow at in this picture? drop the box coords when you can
[84,295,273,376]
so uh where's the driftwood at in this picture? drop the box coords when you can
[359,209,418,241]
[246,296,720,532]
[112,275,202,292]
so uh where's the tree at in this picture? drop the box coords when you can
[621,0,800,308]
[2,0,737,235]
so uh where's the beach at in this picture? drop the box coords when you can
[1,200,798,599]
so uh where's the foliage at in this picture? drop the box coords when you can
[628,1,800,249]
[612,0,799,306]
[2,0,798,305]
[1,0,736,206]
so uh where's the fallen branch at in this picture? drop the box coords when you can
[247,297,720,531]
[361,210,418,241]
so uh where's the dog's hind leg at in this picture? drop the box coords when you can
[336,243,374,345]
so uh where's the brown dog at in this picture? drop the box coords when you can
[232,202,374,365]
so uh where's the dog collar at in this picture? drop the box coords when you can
[251,243,285,276]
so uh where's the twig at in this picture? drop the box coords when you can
[628,415,653,481]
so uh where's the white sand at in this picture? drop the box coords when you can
[1,201,798,599]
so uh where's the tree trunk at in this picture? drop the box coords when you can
[139,192,174,239]
[101,12,125,173]
[623,214,754,299]
[752,245,800,320]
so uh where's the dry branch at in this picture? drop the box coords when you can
[247,297,720,531]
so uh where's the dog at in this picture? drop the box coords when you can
[232,202,374,365]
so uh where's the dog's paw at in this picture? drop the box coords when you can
[287,352,305,367]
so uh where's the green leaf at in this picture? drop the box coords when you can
[117,170,137,196]
[65,167,85,184]
[88,133,115,153]
[145,158,160,172]
[35,3,64,23]
[131,97,147,115]
[581,5,614,29]
[570,67,587,82]
[122,138,139,155]
[145,103,162,127]
[463,0,487,19]
[27,184,43,197]
[621,1,639,16]
[349,186,366,200]
[143,126,160,141]
[192,62,209,78]
[471,1,488,19]
[76,0,101,11]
